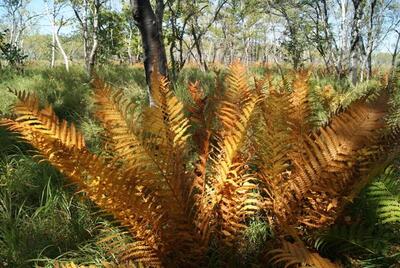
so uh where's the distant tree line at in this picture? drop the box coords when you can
[0,0,399,84]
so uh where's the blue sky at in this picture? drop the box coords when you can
[27,0,75,34]
[24,0,122,34]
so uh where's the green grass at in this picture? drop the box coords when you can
[0,152,104,267]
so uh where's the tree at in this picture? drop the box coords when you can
[0,0,36,46]
[164,0,196,78]
[97,9,125,63]
[266,0,310,70]
[45,0,70,71]
[360,0,398,81]
[122,2,141,64]
[0,29,27,71]
[187,0,227,71]
[70,0,105,76]
[390,29,400,80]
[164,0,227,78]
[305,1,340,74]
[130,0,168,105]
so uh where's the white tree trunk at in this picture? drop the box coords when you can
[54,25,69,72]
[390,30,400,80]
[88,0,101,76]
[339,0,348,74]
[47,1,69,71]
[127,28,133,64]
[51,31,56,68]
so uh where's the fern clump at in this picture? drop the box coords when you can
[1,64,400,267]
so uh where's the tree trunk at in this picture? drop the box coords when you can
[389,30,400,87]
[55,22,69,72]
[350,0,365,85]
[191,24,208,71]
[338,0,348,78]
[131,0,168,105]
[48,1,69,72]
[83,0,89,70]
[72,0,89,73]
[51,30,56,68]
[88,0,100,76]
[127,28,133,64]
[365,0,377,80]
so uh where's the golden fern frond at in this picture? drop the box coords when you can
[279,93,389,227]
[21,131,162,266]
[192,64,261,246]
[288,70,312,136]
[186,81,211,203]
[2,98,165,266]
[55,261,146,268]
[141,77,206,266]
[186,77,232,210]
[223,63,250,103]
[92,79,162,189]
[149,71,191,151]
[92,79,140,162]
[92,78,205,265]
[268,241,339,268]
[94,223,161,266]
[9,90,85,149]
[93,79,185,203]
[216,162,260,246]
[142,74,191,196]
[254,78,292,200]
[187,81,211,149]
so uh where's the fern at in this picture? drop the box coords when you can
[191,64,261,246]
[288,70,312,136]
[366,166,400,223]
[314,224,399,267]
[315,225,391,256]
[358,252,400,268]
[268,240,338,268]
[253,77,291,199]
[278,93,390,228]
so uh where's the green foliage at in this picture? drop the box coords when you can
[307,75,383,127]
[366,167,400,224]
[315,225,392,257]
[0,153,103,267]
[0,30,28,71]
[314,165,400,267]
[174,67,220,103]
[314,224,400,267]
[97,10,126,63]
